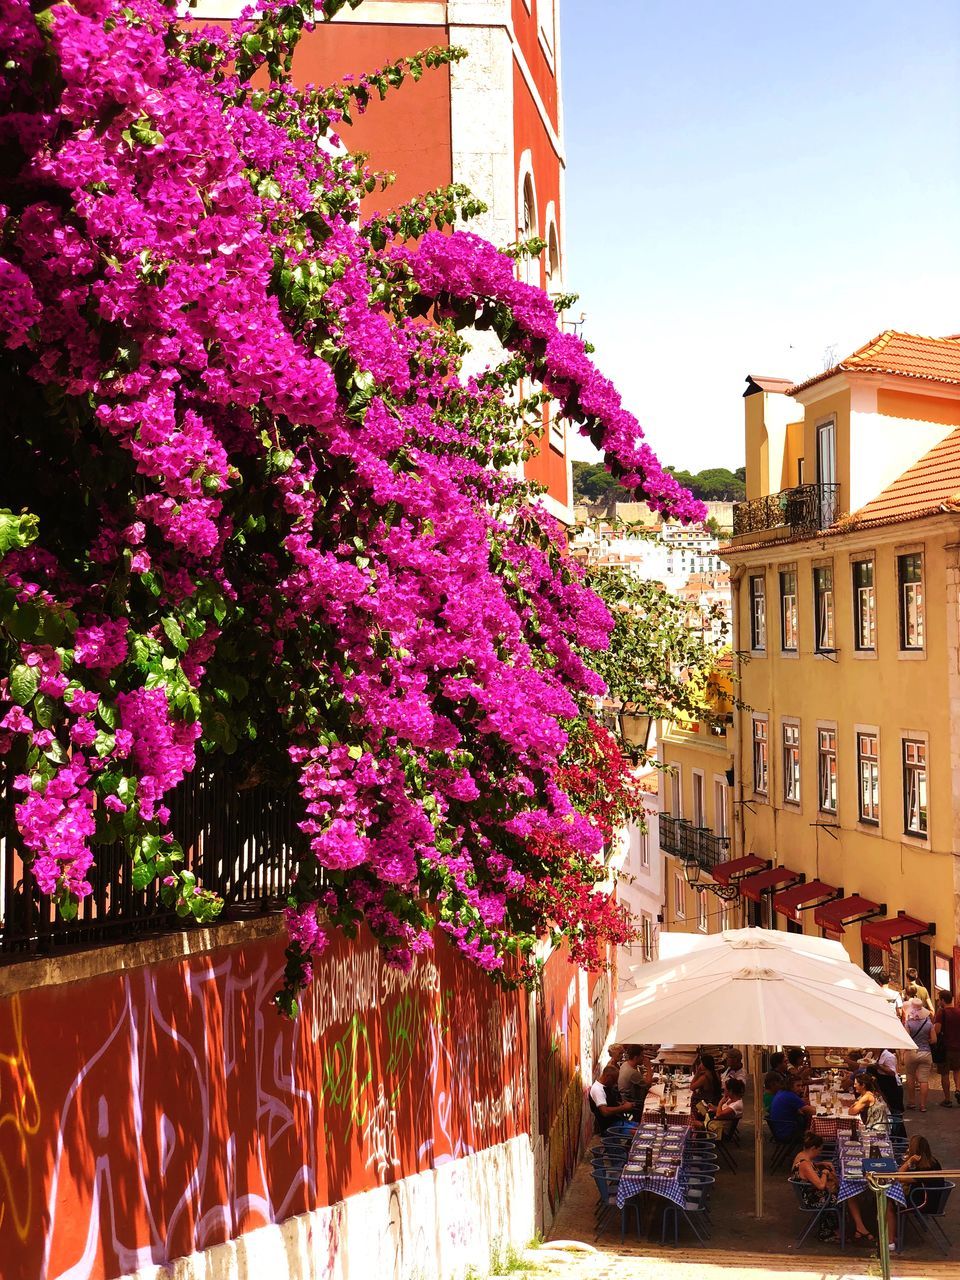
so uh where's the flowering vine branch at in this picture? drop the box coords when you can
[0,0,702,1012]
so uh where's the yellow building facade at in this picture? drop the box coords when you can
[721,332,960,994]
[658,668,738,940]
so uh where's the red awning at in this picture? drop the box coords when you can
[813,894,884,932]
[861,913,935,953]
[772,879,841,921]
[740,866,802,903]
[713,854,769,887]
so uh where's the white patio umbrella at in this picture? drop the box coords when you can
[616,928,915,1216]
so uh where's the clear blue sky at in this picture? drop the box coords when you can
[560,0,960,471]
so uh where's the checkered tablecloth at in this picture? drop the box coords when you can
[642,1084,693,1126]
[615,1125,690,1210]
[836,1134,906,1207]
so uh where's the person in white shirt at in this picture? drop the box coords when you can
[876,1048,899,1077]
[723,1048,748,1083]
[589,1065,636,1132]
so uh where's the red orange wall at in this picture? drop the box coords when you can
[292,24,453,212]
[0,926,528,1280]
[511,0,559,127]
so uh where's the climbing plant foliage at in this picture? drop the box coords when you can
[0,0,703,1011]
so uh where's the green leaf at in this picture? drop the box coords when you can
[0,510,39,556]
[162,616,188,651]
[6,603,41,640]
[32,693,57,728]
[131,859,155,891]
[9,663,39,706]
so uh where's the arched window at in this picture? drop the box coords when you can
[517,166,540,288]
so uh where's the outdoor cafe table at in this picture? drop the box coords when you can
[808,1084,859,1140]
[837,1132,906,1209]
[643,1082,693,1125]
[616,1123,691,1211]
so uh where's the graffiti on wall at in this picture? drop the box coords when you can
[0,926,528,1280]
[535,943,582,1211]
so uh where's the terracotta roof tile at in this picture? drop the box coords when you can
[848,426,960,526]
[789,330,960,395]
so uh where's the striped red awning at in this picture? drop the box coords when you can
[861,912,935,953]
[739,866,802,903]
[772,879,841,921]
[713,854,769,887]
[813,894,884,932]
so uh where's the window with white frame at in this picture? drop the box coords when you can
[817,727,837,813]
[779,569,799,651]
[670,766,682,818]
[853,558,876,651]
[675,873,686,920]
[902,739,928,837]
[752,717,768,795]
[638,824,650,869]
[898,552,924,650]
[642,915,654,961]
[714,779,729,839]
[813,564,835,652]
[749,574,766,650]
[697,892,708,933]
[692,771,705,827]
[858,731,880,824]
[782,721,801,804]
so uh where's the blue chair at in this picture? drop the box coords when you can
[896,1179,955,1255]
[661,1192,711,1244]
[787,1178,838,1248]
[590,1165,639,1242]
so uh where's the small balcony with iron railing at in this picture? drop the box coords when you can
[658,814,730,874]
[732,483,841,541]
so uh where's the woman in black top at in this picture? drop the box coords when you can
[691,1052,723,1106]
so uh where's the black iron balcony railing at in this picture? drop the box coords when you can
[732,483,841,539]
[659,814,730,871]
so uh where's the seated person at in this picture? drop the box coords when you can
[690,1052,723,1106]
[769,1079,814,1143]
[723,1048,747,1083]
[763,1070,786,1115]
[848,1070,890,1133]
[785,1046,811,1083]
[617,1046,652,1106]
[769,1050,787,1076]
[791,1132,872,1242]
[886,1135,943,1252]
[701,1077,745,1138]
[588,1067,639,1134]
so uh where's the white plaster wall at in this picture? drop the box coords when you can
[123,1135,535,1280]
[617,795,664,984]
[847,407,957,514]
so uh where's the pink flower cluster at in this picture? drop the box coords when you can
[0,0,676,989]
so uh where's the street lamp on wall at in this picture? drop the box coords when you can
[682,854,739,901]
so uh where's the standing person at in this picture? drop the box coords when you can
[932,991,951,1105]
[874,1046,905,1115]
[905,967,935,1014]
[934,989,960,1105]
[881,974,905,1020]
[903,996,935,1112]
